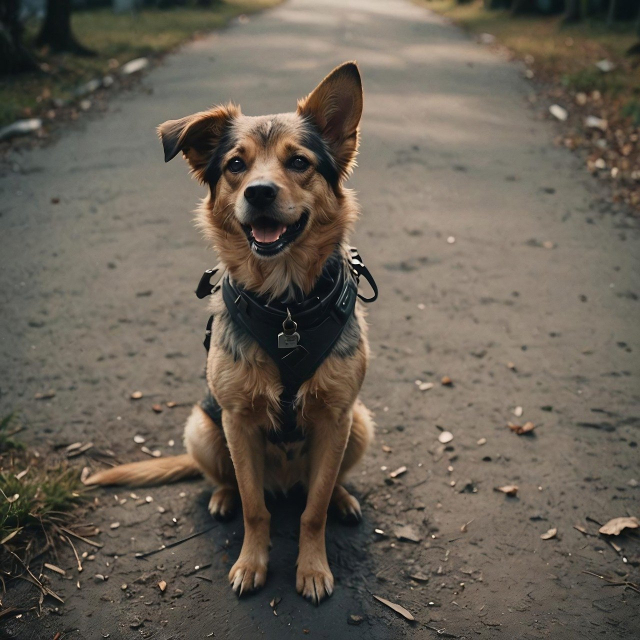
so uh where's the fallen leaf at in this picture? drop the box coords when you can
[598,517,639,536]
[394,525,422,543]
[460,519,474,533]
[130,391,143,400]
[373,595,415,621]
[158,580,167,592]
[441,376,453,386]
[438,431,453,444]
[508,422,535,435]
[573,524,589,535]
[418,382,434,391]
[166,401,177,408]
[477,438,487,446]
[541,528,557,540]
[7,494,19,503]
[34,390,56,400]
[408,571,429,582]
[389,466,407,479]
[495,485,518,496]
[110,522,120,530]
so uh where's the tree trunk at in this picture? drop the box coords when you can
[607,0,617,26]
[36,0,95,56]
[0,0,41,75]
[563,0,582,23]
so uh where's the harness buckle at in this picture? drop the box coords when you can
[349,247,379,303]
[195,262,225,299]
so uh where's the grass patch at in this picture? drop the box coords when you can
[421,1,639,95]
[0,414,93,612]
[0,0,281,127]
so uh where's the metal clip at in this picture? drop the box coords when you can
[278,308,300,349]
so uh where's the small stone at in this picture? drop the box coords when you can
[121,57,148,75]
[549,104,568,121]
[129,617,144,629]
[348,615,365,626]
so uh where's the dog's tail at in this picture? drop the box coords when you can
[84,454,201,487]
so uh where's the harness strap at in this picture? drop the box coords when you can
[197,247,377,445]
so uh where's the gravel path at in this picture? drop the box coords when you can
[1,0,638,638]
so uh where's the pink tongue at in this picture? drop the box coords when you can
[252,224,286,244]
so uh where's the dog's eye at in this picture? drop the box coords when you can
[227,157,246,174]
[288,156,310,172]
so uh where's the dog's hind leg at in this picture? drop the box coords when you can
[331,399,374,524]
[184,405,238,520]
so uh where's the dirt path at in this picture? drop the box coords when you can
[1,0,639,638]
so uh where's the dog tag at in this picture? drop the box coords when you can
[278,309,300,349]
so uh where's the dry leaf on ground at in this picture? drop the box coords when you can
[598,517,639,536]
[508,421,535,435]
[495,485,518,496]
[373,595,415,621]
[541,528,557,540]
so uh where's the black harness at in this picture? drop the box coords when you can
[196,248,377,444]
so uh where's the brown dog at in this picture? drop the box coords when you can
[86,62,374,604]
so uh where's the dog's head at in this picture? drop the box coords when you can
[158,62,363,297]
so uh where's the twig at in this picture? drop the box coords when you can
[58,526,103,548]
[135,525,217,559]
[582,570,640,594]
[62,535,83,573]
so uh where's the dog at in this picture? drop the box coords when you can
[86,62,375,604]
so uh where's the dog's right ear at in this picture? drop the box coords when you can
[157,104,239,181]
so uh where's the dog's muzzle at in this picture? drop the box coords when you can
[241,211,309,257]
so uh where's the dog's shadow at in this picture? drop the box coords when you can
[195,484,372,596]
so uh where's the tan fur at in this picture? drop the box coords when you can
[86,62,373,604]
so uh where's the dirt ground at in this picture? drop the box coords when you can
[1,0,639,638]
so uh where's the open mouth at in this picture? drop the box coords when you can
[242,211,309,257]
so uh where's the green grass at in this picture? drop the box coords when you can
[420,1,639,97]
[0,414,24,453]
[0,0,281,127]
[0,466,84,545]
[0,414,85,552]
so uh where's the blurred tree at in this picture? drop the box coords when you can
[0,0,40,74]
[563,0,583,22]
[36,0,95,55]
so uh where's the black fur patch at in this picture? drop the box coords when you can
[299,120,340,187]
[205,126,237,192]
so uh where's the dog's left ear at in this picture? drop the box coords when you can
[157,103,239,182]
[297,61,363,179]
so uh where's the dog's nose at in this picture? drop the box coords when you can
[244,182,279,209]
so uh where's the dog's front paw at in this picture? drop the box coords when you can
[296,561,334,604]
[229,555,268,596]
